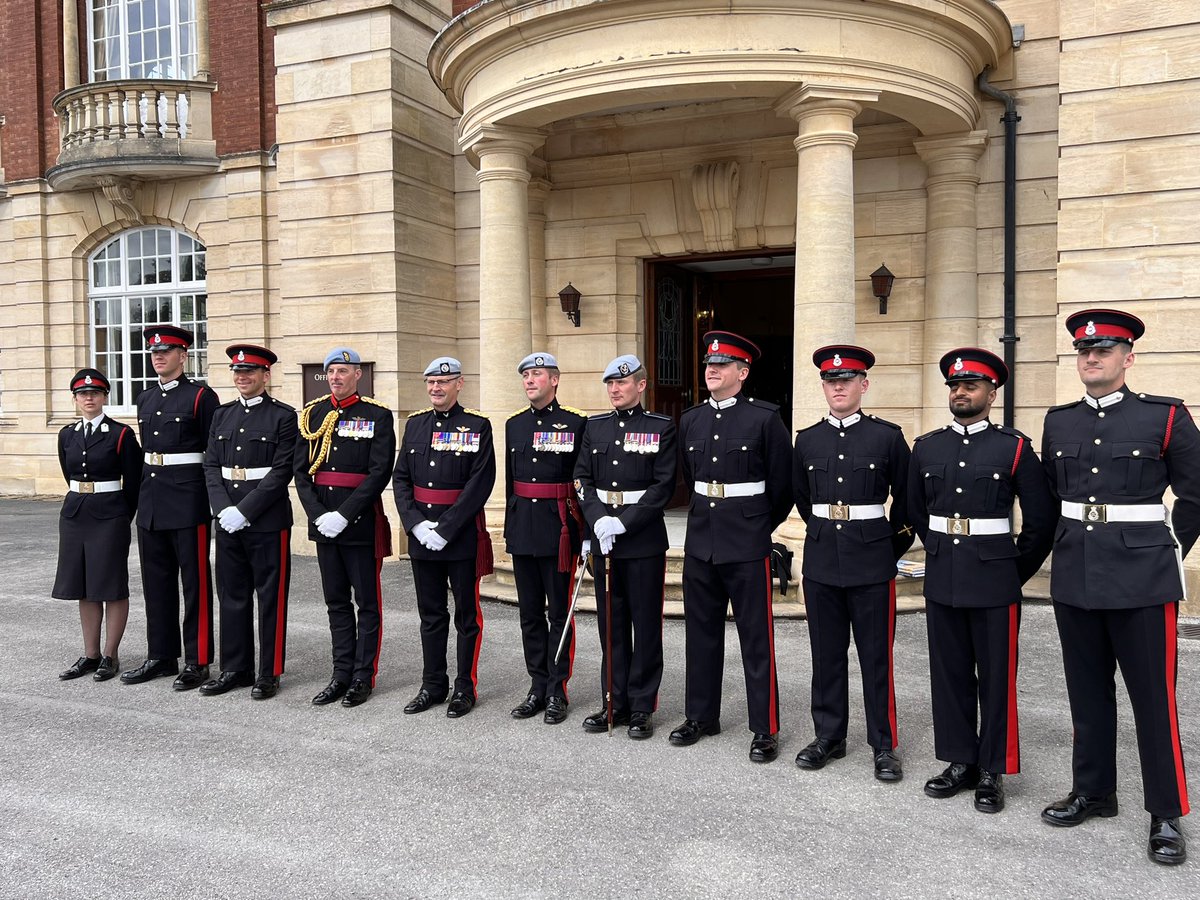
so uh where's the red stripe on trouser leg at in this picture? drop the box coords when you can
[1005,603,1021,772]
[273,530,289,676]
[470,576,484,693]
[887,579,899,749]
[1165,603,1190,815]
[370,557,383,687]
[764,557,779,735]
[197,522,210,663]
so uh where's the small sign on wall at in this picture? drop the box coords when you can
[301,363,375,405]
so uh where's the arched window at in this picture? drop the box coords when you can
[90,227,207,409]
[89,0,199,81]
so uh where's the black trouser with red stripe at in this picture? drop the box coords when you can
[803,577,898,751]
[411,557,483,700]
[682,555,780,735]
[925,600,1021,774]
[512,554,576,701]
[594,554,667,715]
[215,528,291,677]
[1054,600,1190,818]
[316,541,383,687]
[137,523,213,666]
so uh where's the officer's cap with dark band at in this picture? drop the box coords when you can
[70,368,110,394]
[226,343,277,370]
[424,356,462,377]
[324,347,361,369]
[602,354,642,381]
[517,352,558,374]
[812,345,875,380]
[702,330,760,365]
[143,324,194,352]
[1066,308,1145,349]
[940,347,1009,388]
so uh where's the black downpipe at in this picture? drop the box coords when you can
[978,68,1021,429]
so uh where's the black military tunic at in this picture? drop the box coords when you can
[792,412,913,752]
[680,394,792,734]
[52,415,142,602]
[136,375,220,665]
[1042,388,1200,816]
[295,393,396,687]
[203,394,297,677]
[909,419,1055,773]
[393,403,496,701]
[504,399,587,703]
[573,404,677,715]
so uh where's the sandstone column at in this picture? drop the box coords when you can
[528,176,550,349]
[195,0,211,81]
[914,131,987,433]
[62,0,79,88]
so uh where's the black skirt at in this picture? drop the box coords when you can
[52,504,132,602]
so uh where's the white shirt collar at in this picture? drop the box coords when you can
[241,395,265,408]
[950,419,991,435]
[708,396,738,410]
[159,379,180,392]
[76,413,106,430]
[1083,390,1124,409]
[826,412,862,429]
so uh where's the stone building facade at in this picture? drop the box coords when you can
[2,0,1198,604]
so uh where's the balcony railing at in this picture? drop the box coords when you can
[47,80,219,191]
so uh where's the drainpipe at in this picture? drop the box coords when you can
[977,68,1021,429]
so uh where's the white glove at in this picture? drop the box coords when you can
[581,539,592,558]
[594,516,627,542]
[412,520,438,548]
[218,506,249,533]
[599,533,615,557]
[316,510,349,539]
[425,528,448,552]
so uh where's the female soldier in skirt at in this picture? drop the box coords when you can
[53,368,143,681]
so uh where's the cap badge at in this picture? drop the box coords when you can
[439,362,450,374]
[618,363,630,376]
[152,333,162,344]
[341,351,351,362]
[1085,321,1096,336]
[84,375,93,385]
[953,358,964,371]
[832,354,842,367]
[710,339,720,352]
[237,351,245,361]
[534,355,544,366]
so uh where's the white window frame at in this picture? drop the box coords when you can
[89,227,208,414]
[88,0,199,82]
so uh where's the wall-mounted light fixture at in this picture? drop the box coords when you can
[558,282,582,327]
[870,263,895,315]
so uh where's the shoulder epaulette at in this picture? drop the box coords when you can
[462,407,488,418]
[1134,392,1184,407]
[865,413,902,430]
[508,407,528,420]
[270,397,297,413]
[745,397,780,412]
[303,393,331,409]
[559,404,587,417]
[360,396,390,409]
[796,418,825,434]
[913,426,949,443]
[993,423,1032,441]
[218,398,241,410]
[643,411,672,421]
[408,406,433,418]
[683,402,707,413]
[591,410,617,421]
[1046,399,1083,414]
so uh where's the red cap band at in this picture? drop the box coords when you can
[148,332,189,348]
[709,341,752,362]
[1074,322,1135,341]
[947,360,1000,383]
[230,351,272,367]
[820,355,868,373]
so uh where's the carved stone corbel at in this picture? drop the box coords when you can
[97,176,142,224]
[690,160,740,252]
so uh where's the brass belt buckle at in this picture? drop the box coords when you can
[231,467,247,481]
[1083,503,1107,523]
[705,482,725,499]
[949,517,971,536]
[829,503,850,521]
[148,452,164,466]
[78,482,95,494]
[608,491,623,506]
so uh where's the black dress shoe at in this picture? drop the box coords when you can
[544,696,568,724]
[198,670,254,695]
[749,732,779,763]
[447,691,476,718]
[342,679,372,707]
[974,771,1005,813]
[403,688,444,715]
[93,656,120,682]
[172,663,210,691]
[251,676,279,700]
[582,707,631,733]
[59,656,101,681]
[628,711,654,740]
[924,763,981,798]
[668,719,721,746]
[312,678,349,706]
[511,693,545,719]
[874,749,904,783]
[120,658,179,685]
[794,737,847,770]
[1149,816,1187,865]
[1040,791,1118,827]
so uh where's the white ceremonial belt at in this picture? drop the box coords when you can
[1060,501,1167,524]
[598,488,646,505]
[929,515,1010,537]
[145,452,203,466]
[694,480,766,499]
[69,480,121,494]
[222,466,272,481]
[811,503,886,522]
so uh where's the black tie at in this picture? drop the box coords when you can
[85,422,93,438]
